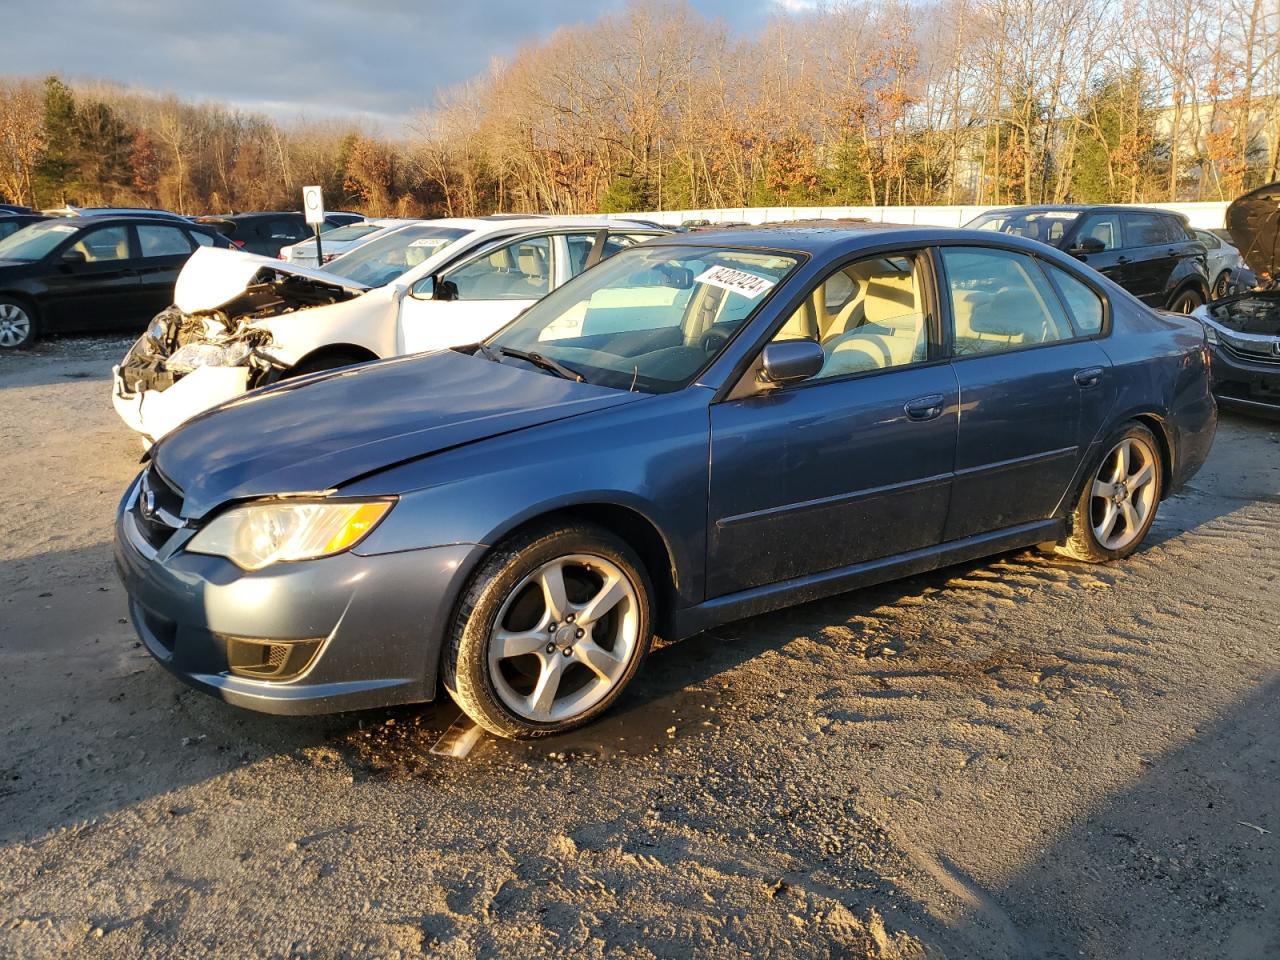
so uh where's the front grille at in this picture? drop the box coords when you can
[1221,339,1280,366]
[133,467,187,550]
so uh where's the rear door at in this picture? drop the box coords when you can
[398,233,553,354]
[40,223,141,332]
[939,245,1114,540]
[1119,212,1176,305]
[133,223,197,316]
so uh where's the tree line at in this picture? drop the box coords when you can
[2,0,1278,218]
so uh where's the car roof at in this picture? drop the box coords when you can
[978,203,1186,217]
[55,215,218,230]
[636,220,1077,257]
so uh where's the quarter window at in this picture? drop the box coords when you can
[446,235,552,300]
[189,230,216,247]
[137,224,194,257]
[941,247,1075,356]
[768,252,929,379]
[1043,263,1105,335]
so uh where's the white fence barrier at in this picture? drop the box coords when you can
[611,201,1231,230]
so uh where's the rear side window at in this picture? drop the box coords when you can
[137,224,194,257]
[1162,216,1192,243]
[1075,213,1121,251]
[941,247,1076,356]
[1043,263,1105,335]
[189,230,216,247]
[1122,213,1167,247]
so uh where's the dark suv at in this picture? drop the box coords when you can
[195,212,360,257]
[965,205,1211,313]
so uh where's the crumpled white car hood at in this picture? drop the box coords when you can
[173,247,370,313]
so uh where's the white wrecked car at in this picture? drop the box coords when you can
[112,216,665,443]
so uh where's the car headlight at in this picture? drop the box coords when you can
[166,341,253,373]
[187,499,394,570]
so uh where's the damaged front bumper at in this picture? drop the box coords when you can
[113,362,253,443]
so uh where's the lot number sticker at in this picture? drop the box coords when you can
[695,265,776,299]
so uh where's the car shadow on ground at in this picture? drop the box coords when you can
[952,674,1280,959]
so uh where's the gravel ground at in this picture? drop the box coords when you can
[1,337,1277,959]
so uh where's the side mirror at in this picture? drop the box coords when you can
[759,339,825,387]
[1069,236,1105,257]
[409,276,436,300]
[60,249,87,266]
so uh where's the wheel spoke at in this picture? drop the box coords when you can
[1092,478,1113,500]
[1097,501,1119,542]
[577,575,628,626]
[574,637,622,682]
[492,629,548,660]
[1128,461,1154,490]
[1116,441,1131,480]
[536,563,570,622]
[1120,500,1140,535]
[528,655,565,718]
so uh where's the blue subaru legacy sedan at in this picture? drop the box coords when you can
[115,223,1217,738]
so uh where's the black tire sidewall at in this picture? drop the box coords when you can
[444,522,654,738]
[0,296,38,350]
[1071,422,1163,561]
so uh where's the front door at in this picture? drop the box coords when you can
[939,245,1115,540]
[399,234,552,354]
[1069,212,1126,287]
[41,223,141,332]
[706,249,958,597]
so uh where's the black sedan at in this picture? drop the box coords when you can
[0,215,230,349]
[116,222,1217,738]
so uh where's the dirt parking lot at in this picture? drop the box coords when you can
[1,337,1278,959]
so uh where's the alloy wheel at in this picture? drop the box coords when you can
[1090,436,1159,551]
[487,553,641,723]
[0,303,31,348]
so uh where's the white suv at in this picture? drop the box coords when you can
[112,216,664,443]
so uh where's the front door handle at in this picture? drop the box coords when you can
[1074,366,1104,388]
[904,394,945,421]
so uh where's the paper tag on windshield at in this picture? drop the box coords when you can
[694,265,776,299]
[409,237,449,248]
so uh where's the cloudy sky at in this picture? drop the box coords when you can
[7,0,804,130]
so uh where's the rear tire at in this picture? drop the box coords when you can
[1167,287,1204,314]
[443,521,654,739]
[1056,422,1163,563]
[0,297,37,350]
[1211,270,1232,300]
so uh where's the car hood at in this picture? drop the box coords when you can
[1224,181,1280,277]
[173,246,369,313]
[151,349,644,520]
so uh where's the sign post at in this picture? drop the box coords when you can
[302,185,325,265]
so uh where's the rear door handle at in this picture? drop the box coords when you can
[1074,366,1104,388]
[904,394,945,421]
[1116,256,1132,264]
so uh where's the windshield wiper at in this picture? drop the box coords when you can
[474,343,502,363]
[497,347,588,384]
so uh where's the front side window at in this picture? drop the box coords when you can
[69,225,131,263]
[446,235,551,300]
[1043,262,1105,335]
[767,253,929,379]
[487,244,799,394]
[1075,213,1121,251]
[137,224,193,257]
[941,247,1075,356]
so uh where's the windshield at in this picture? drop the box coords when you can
[322,224,468,286]
[486,244,801,394]
[0,219,80,262]
[965,210,1080,247]
[295,223,385,248]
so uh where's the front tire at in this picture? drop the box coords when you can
[443,521,654,739]
[0,297,37,350]
[1056,422,1163,563]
